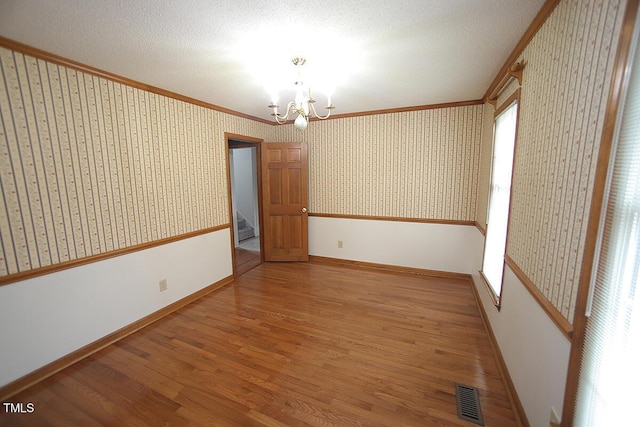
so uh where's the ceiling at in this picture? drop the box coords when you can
[0,0,546,122]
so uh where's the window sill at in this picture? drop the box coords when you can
[479,271,502,310]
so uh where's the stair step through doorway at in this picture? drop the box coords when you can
[236,212,255,242]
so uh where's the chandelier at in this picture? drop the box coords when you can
[267,57,335,131]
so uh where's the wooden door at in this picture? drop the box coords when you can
[261,142,308,261]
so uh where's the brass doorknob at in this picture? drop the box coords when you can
[302,208,307,213]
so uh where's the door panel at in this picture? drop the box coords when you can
[269,170,283,204]
[289,216,303,249]
[289,170,302,204]
[262,142,308,261]
[270,216,284,249]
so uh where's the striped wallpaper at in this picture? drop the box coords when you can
[506,0,625,322]
[475,102,495,230]
[274,105,484,221]
[0,46,270,277]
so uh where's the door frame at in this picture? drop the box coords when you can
[225,132,265,277]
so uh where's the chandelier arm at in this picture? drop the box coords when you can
[272,102,296,124]
[309,102,333,120]
[273,115,288,124]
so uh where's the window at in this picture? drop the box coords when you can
[482,99,518,302]
[573,9,640,426]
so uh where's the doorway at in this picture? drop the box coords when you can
[227,134,263,276]
[226,136,310,273]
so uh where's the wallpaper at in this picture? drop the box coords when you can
[274,105,484,221]
[506,0,625,322]
[476,102,495,230]
[0,46,270,277]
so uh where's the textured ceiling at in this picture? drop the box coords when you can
[0,0,546,121]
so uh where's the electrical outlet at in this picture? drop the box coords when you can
[338,240,343,248]
[159,279,168,292]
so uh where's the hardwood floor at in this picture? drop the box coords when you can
[1,262,518,426]
[234,246,262,276]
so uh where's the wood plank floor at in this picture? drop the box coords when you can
[234,247,262,276]
[1,262,518,426]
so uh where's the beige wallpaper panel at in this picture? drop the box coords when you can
[475,102,495,229]
[506,0,625,322]
[274,105,483,221]
[0,47,269,277]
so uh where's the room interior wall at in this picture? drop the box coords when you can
[0,44,273,389]
[274,105,483,221]
[506,0,626,323]
[470,0,628,425]
[272,104,484,270]
[0,46,271,280]
[310,216,483,274]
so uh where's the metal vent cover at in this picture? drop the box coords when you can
[455,383,484,425]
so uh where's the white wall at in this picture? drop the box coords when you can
[231,147,259,234]
[471,232,571,427]
[0,228,233,387]
[309,216,484,274]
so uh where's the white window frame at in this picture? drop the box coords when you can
[481,94,519,306]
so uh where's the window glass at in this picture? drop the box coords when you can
[482,101,518,299]
[574,15,640,425]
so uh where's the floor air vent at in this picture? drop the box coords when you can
[455,383,484,425]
